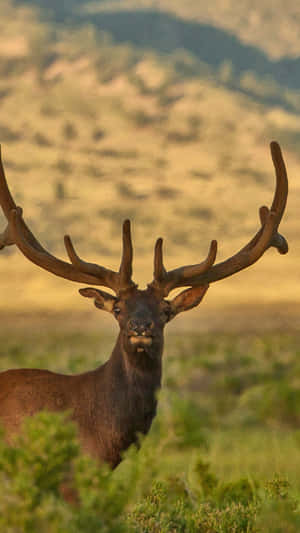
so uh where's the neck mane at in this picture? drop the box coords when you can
[93,332,162,466]
[108,331,162,384]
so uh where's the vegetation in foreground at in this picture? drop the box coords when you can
[0,329,300,531]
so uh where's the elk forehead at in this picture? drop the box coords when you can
[120,288,161,318]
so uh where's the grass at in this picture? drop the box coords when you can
[1,327,300,530]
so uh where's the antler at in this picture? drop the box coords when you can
[0,147,135,294]
[149,141,288,297]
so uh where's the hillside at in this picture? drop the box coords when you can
[90,0,300,59]
[16,0,300,60]
[12,0,300,115]
[0,1,298,325]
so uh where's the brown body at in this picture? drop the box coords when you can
[0,331,161,467]
[0,142,289,466]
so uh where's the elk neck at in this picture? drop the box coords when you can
[106,330,163,401]
[90,331,163,458]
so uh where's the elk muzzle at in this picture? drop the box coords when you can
[127,318,154,350]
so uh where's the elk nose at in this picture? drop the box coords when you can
[128,319,154,335]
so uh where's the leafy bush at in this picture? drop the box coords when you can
[236,381,300,427]
[0,412,128,532]
[0,333,300,531]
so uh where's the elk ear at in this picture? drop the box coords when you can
[169,285,209,319]
[79,288,117,313]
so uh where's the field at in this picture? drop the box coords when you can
[0,0,299,530]
[1,328,300,531]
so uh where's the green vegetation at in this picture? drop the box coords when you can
[0,330,300,530]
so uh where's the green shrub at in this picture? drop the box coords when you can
[0,412,128,532]
[169,397,209,450]
[128,480,194,532]
[237,381,300,427]
[0,333,300,531]
[193,501,258,533]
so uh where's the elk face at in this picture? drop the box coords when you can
[78,284,209,362]
[114,288,167,358]
[79,287,167,360]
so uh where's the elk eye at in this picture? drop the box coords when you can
[160,309,169,321]
[114,307,121,316]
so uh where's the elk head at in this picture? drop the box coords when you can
[76,223,211,365]
[0,142,288,367]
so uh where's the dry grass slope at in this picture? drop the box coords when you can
[0,1,299,325]
[94,0,300,59]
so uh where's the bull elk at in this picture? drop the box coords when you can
[0,142,288,467]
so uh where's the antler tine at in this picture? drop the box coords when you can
[194,141,289,282]
[0,146,43,251]
[64,235,120,291]
[9,209,106,285]
[150,141,288,294]
[259,205,288,255]
[268,141,289,254]
[0,209,18,250]
[228,141,288,257]
[64,221,136,293]
[150,238,217,296]
[0,147,137,292]
[153,237,166,282]
[270,141,288,218]
[9,208,137,291]
[119,219,136,291]
[9,208,134,291]
[0,146,16,216]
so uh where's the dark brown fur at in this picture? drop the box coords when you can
[0,286,205,467]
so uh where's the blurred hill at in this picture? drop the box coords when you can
[13,0,300,111]
[103,1,300,60]
[0,0,298,325]
[15,0,300,59]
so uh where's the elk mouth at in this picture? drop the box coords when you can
[128,335,153,351]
